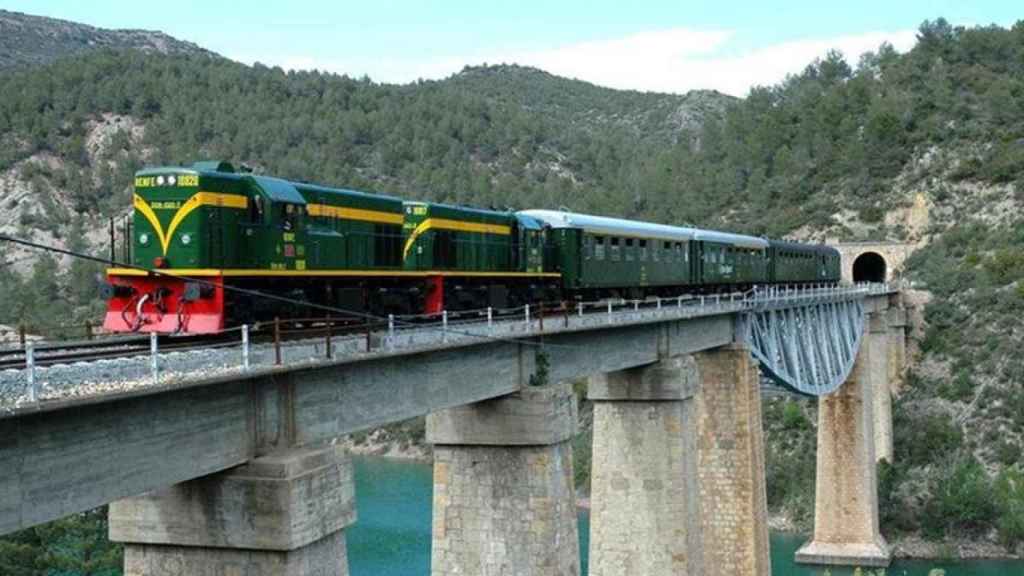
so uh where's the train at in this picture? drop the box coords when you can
[101,161,841,334]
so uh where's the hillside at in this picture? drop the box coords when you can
[0,9,210,69]
[449,64,732,143]
[0,14,1022,559]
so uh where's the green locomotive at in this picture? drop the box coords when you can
[102,161,840,334]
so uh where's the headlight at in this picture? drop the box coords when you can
[168,175,177,186]
[181,234,192,245]
[139,233,149,245]
[157,175,166,186]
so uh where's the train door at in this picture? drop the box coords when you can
[206,206,224,268]
[273,202,307,271]
[516,218,544,273]
[525,229,543,273]
[241,190,270,268]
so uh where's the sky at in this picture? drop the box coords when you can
[5,1,1020,96]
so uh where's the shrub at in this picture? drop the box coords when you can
[878,460,918,533]
[995,467,1024,549]
[780,401,811,431]
[937,370,975,403]
[921,456,997,539]
[893,405,963,468]
[996,441,1022,467]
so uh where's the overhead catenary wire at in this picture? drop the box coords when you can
[0,232,592,351]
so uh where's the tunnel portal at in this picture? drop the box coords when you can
[852,252,887,283]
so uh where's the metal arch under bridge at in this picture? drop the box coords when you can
[740,284,882,397]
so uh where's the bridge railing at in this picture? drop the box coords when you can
[0,283,893,411]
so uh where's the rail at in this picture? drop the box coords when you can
[0,282,893,410]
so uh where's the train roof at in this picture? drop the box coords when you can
[406,201,514,223]
[248,176,307,205]
[518,209,695,243]
[769,239,840,254]
[295,183,403,208]
[694,230,769,249]
[518,209,769,249]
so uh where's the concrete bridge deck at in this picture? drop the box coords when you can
[0,283,903,575]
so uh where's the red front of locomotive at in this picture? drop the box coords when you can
[102,271,225,334]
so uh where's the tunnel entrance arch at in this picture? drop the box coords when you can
[852,252,887,283]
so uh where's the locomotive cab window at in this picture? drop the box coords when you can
[249,195,265,224]
[279,204,303,232]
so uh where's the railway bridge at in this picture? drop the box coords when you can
[0,283,907,575]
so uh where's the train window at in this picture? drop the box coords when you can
[639,239,647,261]
[625,238,633,247]
[249,195,265,224]
[611,237,619,246]
[595,239,605,260]
[280,204,296,231]
[664,241,671,250]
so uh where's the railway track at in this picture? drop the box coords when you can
[0,317,383,370]
[0,292,743,371]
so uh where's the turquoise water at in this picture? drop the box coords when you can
[347,457,1022,576]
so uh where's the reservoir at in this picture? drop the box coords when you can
[348,456,1024,576]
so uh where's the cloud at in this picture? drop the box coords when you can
[231,27,919,97]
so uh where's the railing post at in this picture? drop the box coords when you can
[25,341,36,403]
[273,317,282,366]
[442,310,449,343]
[150,332,159,384]
[325,315,333,359]
[656,297,661,310]
[364,318,371,353]
[387,314,395,351]
[678,295,683,308]
[538,303,545,332]
[563,302,569,328]
[633,300,639,312]
[18,324,26,351]
[487,307,493,331]
[85,321,94,340]
[241,324,250,370]
[525,305,531,328]
[578,302,584,318]
[607,300,613,323]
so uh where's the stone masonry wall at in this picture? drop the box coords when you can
[694,346,771,576]
[431,442,579,576]
[588,400,701,575]
[795,340,889,567]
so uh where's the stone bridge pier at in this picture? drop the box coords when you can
[796,309,895,567]
[426,382,581,576]
[586,344,770,576]
[109,446,356,575]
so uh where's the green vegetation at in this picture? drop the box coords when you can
[762,399,817,527]
[0,9,209,69]
[0,507,120,575]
